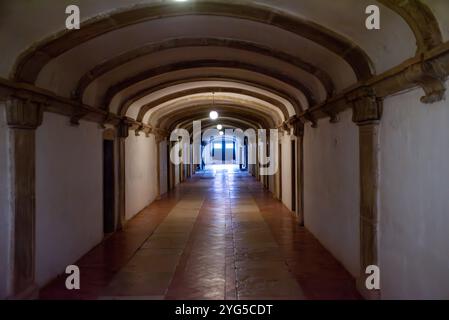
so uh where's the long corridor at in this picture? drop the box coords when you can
[40,170,360,300]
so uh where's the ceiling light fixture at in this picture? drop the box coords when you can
[217,124,223,130]
[210,111,218,120]
[209,92,219,120]
[219,131,224,136]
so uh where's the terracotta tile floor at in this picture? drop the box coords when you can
[39,170,361,300]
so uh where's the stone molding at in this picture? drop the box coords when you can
[378,0,442,54]
[303,112,318,128]
[1,42,448,134]
[403,61,446,104]
[286,116,305,137]
[321,103,340,123]
[289,42,449,128]
[115,116,168,140]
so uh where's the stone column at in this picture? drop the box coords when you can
[5,96,44,299]
[167,142,171,190]
[293,121,305,226]
[155,135,163,200]
[256,131,260,181]
[277,131,283,201]
[116,119,130,230]
[265,131,269,190]
[170,141,175,189]
[348,88,382,300]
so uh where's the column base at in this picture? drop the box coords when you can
[9,283,39,300]
[356,277,381,300]
[296,214,304,227]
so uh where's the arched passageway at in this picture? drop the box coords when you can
[1,0,449,300]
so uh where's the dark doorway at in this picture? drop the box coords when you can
[291,140,296,212]
[103,140,115,234]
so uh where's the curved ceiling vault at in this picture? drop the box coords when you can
[128,85,294,120]
[179,118,263,133]
[73,37,336,101]
[3,0,445,134]
[147,94,283,129]
[108,68,311,116]
[159,106,276,133]
[118,79,302,117]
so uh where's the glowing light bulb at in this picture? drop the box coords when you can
[209,111,218,120]
[217,124,223,130]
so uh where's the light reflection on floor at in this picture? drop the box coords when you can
[204,164,241,173]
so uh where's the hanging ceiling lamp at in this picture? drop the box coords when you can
[209,92,218,120]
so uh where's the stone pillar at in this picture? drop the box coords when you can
[179,138,184,183]
[277,131,283,201]
[116,119,130,230]
[155,135,164,200]
[170,141,175,189]
[256,131,260,181]
[167,142,171,190]
[293,121,305,226]
[264,131,269,189]
[348,88,382,300]
[5,96,44,299]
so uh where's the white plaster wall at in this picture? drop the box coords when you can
[125,134,158,220]
[36,112,103,287]
[281,133,293,211]
[303,109,360,277]
[159,140,168,196]
[0,106,11,298]
[380,86,449,299]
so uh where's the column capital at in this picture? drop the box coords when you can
[143,127,152,138]
[134,124,145,137]
[347,86,383,126]
[153,127,169,141]
[287,116,305,137]
[321,105,340,124]
[155,133,166,143]
[303,112,318,128]
[70,109,89,126]
[280,121,290,132]
[103,128,115,141]
[117,118,131,139]
[5,95,45,129]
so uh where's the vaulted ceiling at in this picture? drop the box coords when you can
[1,0,447,133]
